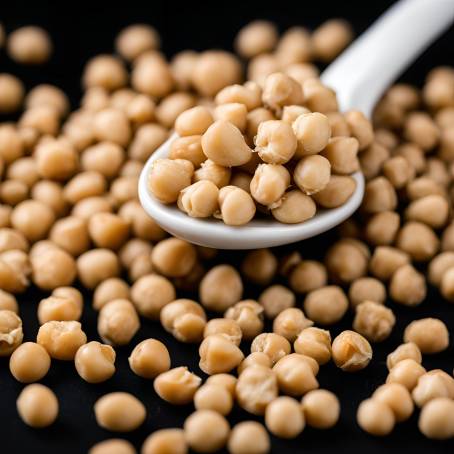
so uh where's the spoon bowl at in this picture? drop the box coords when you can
[139,0,454,249]
[138,138,365,249]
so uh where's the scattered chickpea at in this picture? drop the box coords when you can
[0,310,23,356]
[302,389,340,429]
[303,286,348,325]
[16,384,58,428]
[331,330,372,372]
[199,334,244,374]
[9,342,51,383]
[194,384,233,416]
[141,429,186,454]
[386,359,426,390]
[418,397,454,440]
[8,26,52,65]
[228,421,270,454]
[353,301,395,343]
[154,366,201,405]
[386,342,422,371]
[89,439,136,454]
[294,327,332,365]
[265,396,305,439]
[273,307,313,342]
[373,383,414,422]
[75,341,116,383]
[403,318,449,354]
[357,398,395,436]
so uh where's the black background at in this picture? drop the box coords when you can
[1,1,454,453]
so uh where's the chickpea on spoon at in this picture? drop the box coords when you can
[139,0,454,249]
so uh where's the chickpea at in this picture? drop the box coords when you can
[293,155,331,196]
[332,330,372,372]
[0,289,18,313]
[276,27,312,66]
[304,286,348,325]
[0,74,24,113]
[271,189,316,223]
[0,180,28,206]
[82,54,127,91]
[199,334,244,375]
[224,300,264,340]
[129,123,168,162]
[16,384,58,428]
[357,398,395,436]
[90,439,135,454]
[251,332,291,365]
[362,177,397,214]
[386,359,426,390]
[387,342,422,371]
[0,310,23,357]
[193,159,231,189]
[412,371,454,407]
[175,106,213,137]
[155,92,196,128]
[0,228,28,253]
[294,327,332,365]
[191,50,241,97]
[312,19,353,61]
[215,83,261,112]
[349,277,386,308]
[9,342,50,383]
[228,421,270,454]
[404,112,439,150]
[37,295,82,324]
[214,103,247,132]
[97,299,139,346]
[371,383,414,423]
[11,200,55,242]
[240,249,276,286]
[171,50,198,90]
[353,301,395,343]
[389,264,426,306]
[77,249,120,289]
[235,20,278,58]
[94,392,146,432]
[285,63,319,86]
[7,26,52,65]
[19,105,60,136]
[238,352,272,375]
[273,308,313,342]
[303,78,338,113]
[206,374,237,397]
[93,108,131,147]
[116,24,160,61]
[235,365,278,415]
[169,136,204,169]
[128,338,170,379]
[72,196,112,220]
[403,318,449,354]
[178,180,219,218]
[405,195,449,229]
[88,212,129,251]
[64,171,107,205]
[217,186,256,225]
[261,73,303,113]
[258,285,295,319]
[203,318,242,346]
[344,110,374,150]
[273,353,319,397]
[31,180,67,217]
[25,84,69,117]
[292,113,331,157]
[302,389,340,429]
[369,246,410,281]
[365,211,400,246]
[321,136,359,175]
[418,397,454,440]
[151,238,195,278]
[154,366,201,405]
[193,384,233,417]
[265,396,305,439]
[75,341,116,383]
[288,260,327,293]
[81,142,124,180]
[7,157,39,188]
[312,175,356,208]
[37,320,86,360]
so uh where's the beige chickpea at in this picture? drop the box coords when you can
[31,180,67,217]
[130,274,175,319]
[154,366,201,405]
[373,383,414,422]
[9,342,51,383]
[206,374,237,397]
[0,252,29,293]
[129,254,154,282]
[365,211,400,246]
[77,248,120,289]
[191,50,241,97]
[418,397,454,440]
[406,178,445,201]
[241,249,277,286]
[312,19,353,61]
[254,120,296,164]
[261,73,303,113]
[16,384,58,428]
[71,196,112,220]
[357,398,395,436]
[19,105,59,136]
[128,338,170,379]
[276,27,312,66]
[0,289,18,313]
[349,277,386,308]
[251,332,291,365]
[175,106,213,137]
[94,392,145,432]
[203,318,242,346]
[403,318,449,354]
[228,421,270,454]
[64,171,107,205]
[81,142,124,179]
[184,410,230,453]
[199,264,242,312]
[214,103,247,132]
[273,353,319,397]
[303,78,339,113]
[281,105,310,125]
[11,200,55,242]
[266,397,306,440]
[128,123,167,162]
[155,92,196,128]
[8,26,52,64]
[405,195,449,229]
[440,266,454,301]
[126,94,156,126]
[83,55,127,91]
[160,299,206,343]
[389,264,426,306]
[151,238,196,277]
[386,359,426,390]
[412,371,454,407]
[360,141,390,180]
[235,20,278,58]
[273,308,313,342]
[141,429,186,454]
[259,285,295,319]
[246,107,275,143]
[332,330,372,372]
[238,352,272,375]
[236,365,278,415]
[193,159,231,188]
[194,384,233,416]
[89,439,135,454]
[353,301,395,343]
[224,300,264,340]
[0,74,24,113]
[326,111,350,137]
[119,238,152,269]
[37,295,81,324]
[369,246,410,281]
[116,24,159,61]
[0,206,12,230]
[25,84,69,117]
[49,216,89,257]
[312,175,356,208]
[217,185,256,225]
[75,341,116,383]
[302,389,340,429]
[0,125,24,165]
[199,334,244,375]
[293,155,331,196]
[0,180,27,206]
[37,320,86,360]
[169,135,205,169]
[284,63,319,87]
[382,156,415,189]
[294,327,332,365]
[344,110,374,150]
[88,212,129,251]
[404,112,439,150]
[288,260,327,293]
[321,136,359,175]
[363,177,397,214]
[215,83,261,112]
[0,228,28,253]
[271,190,316,224]
[424,157,450,187]
[93,108,131,147]
[178,180,219,218]
[386,342,422,370]
[98,299,139,346]
[304,286,348,325]
[7,157,39,188]
[292,113,331,157]
[170,50,198,90]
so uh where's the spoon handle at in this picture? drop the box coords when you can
[321,0,454,116]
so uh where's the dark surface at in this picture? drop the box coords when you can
[1,1,454,453]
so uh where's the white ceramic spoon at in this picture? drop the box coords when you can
[139,0,454,249]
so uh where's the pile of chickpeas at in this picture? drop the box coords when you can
[0,16,454,454]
